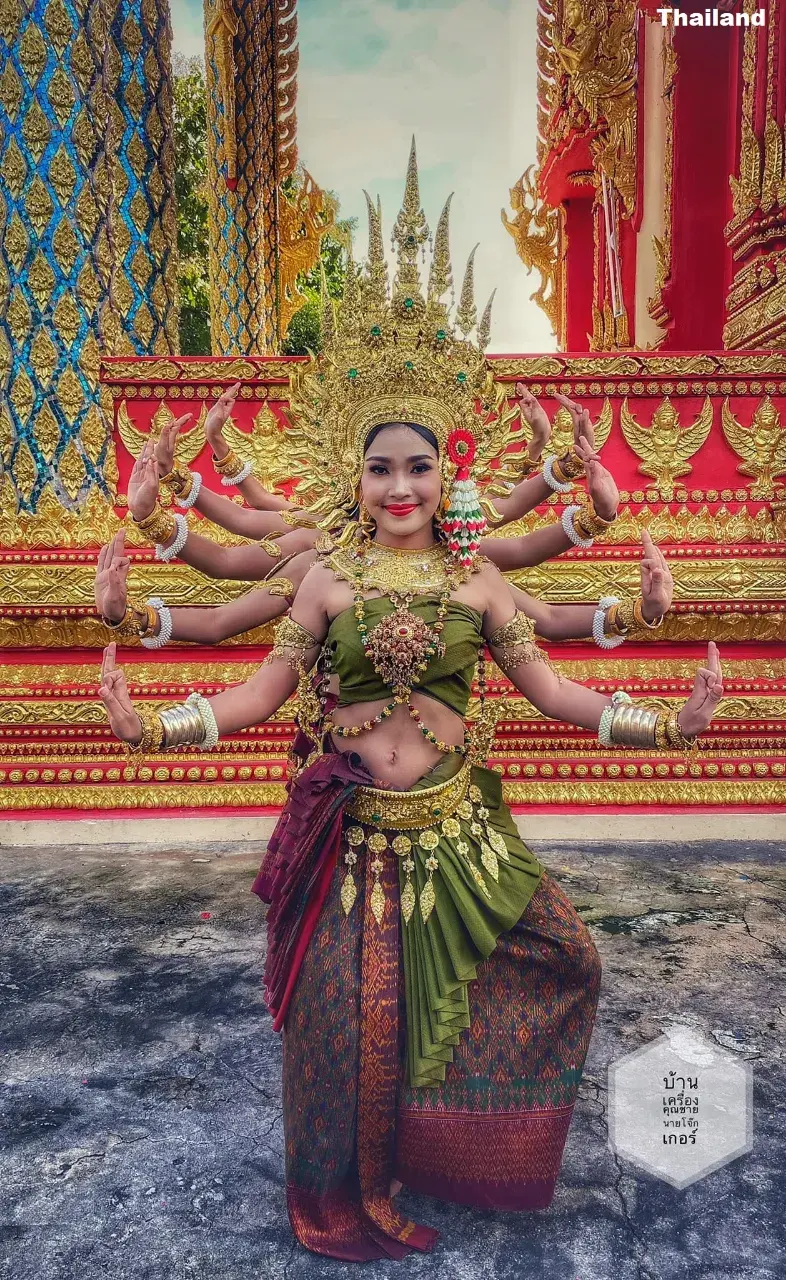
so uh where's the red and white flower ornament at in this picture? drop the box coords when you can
[440,428,487,567]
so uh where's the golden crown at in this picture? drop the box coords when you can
[283,139,524,538]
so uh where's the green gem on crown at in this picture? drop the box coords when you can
[370,325,381,336]
[456,372,467,384]
[404,360,414,370]
[403,297,414,309]
[435,329,446,341]
[348,368,358,379]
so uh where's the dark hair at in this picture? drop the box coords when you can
[363,421,439,455]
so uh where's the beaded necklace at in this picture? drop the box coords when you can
[323,543,469,756]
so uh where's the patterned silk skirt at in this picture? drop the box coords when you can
[256,749,603,1261]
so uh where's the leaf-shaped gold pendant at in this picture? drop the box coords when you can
[489,828,510,861]
[340,871,357,916]
[480,841,499,881]
[400,878,416,925]
[370,879,386,926]
[419,877,436,924]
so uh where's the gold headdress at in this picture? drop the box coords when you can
[283,139,524,562]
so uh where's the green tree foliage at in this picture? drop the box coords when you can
[173,59,211,355]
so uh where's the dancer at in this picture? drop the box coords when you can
[95,152,722,1261]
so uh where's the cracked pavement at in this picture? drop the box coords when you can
[0,836,783,1280]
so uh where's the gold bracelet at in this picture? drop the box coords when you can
[552,450,585,484]
[519,453,540,477]
[633,597,663,629]
[604,603,628,638]
[265,576,295,600]
[280,509,315,528]
[665,707,699,754]
[654,712,670,750]
[133,506,177,546]
[260,533,284,558]
[213,448,247,480]
[573,500,617,541]
[125,704,166,757]
[614,598,636,633]
[159,460,193,498]
[103,601,158,639]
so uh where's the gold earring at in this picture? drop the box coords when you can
[358,501,376,542]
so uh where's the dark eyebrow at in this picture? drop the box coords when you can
[365,453,434,463]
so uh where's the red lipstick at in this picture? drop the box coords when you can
[384,503,419,517]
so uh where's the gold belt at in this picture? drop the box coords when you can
[346,757,472,830]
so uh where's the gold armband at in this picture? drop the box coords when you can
[260,533,284,558]
[133,505,177,546]
[280,509,315,528]
[488,611,551,672]
[552,450,585,484]
[159,460,193,499]
[266,616,321,671]
[479,495,505,525]
[265,576,295,601]
[573,500,617,541]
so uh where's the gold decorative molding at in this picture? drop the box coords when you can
[647,26,676,333]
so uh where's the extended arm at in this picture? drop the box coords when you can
[96,534,317,644]
[481,565,723,743]
[507,531,672,641]
[99,564,332,745]
[204,380,290,511]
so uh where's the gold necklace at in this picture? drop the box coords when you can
[328,539,459,596]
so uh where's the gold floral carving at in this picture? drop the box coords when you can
[619,396,713,498]
[501,167,563,342]
[721,396,786,496]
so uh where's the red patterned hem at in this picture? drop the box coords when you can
[395,1105,575,1211]
[286,1184,438,1261]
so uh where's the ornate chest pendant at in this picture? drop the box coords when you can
[363,599,445,693]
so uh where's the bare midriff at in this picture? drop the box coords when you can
[329,693,464,790]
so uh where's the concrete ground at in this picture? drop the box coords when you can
[0,835,783,1280]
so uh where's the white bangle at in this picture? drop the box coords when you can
[561,504,594,548]
[593,595,625,649]
[220,460,253,487]
[177,470,202,510]
[543,455,573,494]
[155,513,188,562]
[598,689,632,746]
[140,597,172,649]
[185,691,219,749]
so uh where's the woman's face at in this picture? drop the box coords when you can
[360,424,442,540]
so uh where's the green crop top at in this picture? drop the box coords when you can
[326,596,483,718]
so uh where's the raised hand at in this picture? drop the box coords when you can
[640,529,673,620]
[574,434,619,521]
[128,441,160,521]
[154,413,193,475]
[95,530,130,622]
[678,642,724,739]
[515,381,551,458]
[205,381,241,454]
[98,643,143,744]
[554,392,597,452]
